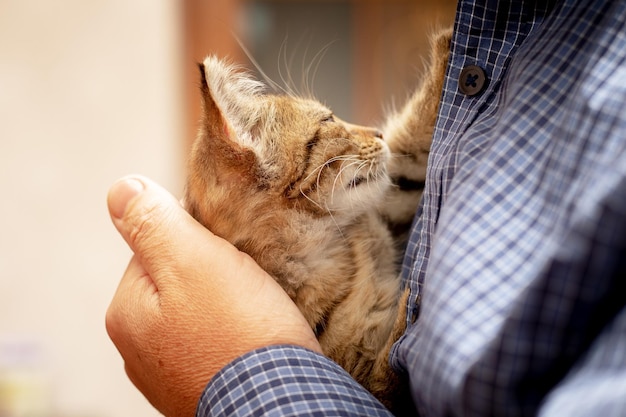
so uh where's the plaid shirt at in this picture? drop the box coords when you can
[198,0,626,416]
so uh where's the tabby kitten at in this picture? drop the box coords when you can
[185,28,451,413]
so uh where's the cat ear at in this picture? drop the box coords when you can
[199,56,266,152]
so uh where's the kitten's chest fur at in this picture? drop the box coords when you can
[273,209,400,355]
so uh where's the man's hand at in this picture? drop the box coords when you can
[105,176,322,417]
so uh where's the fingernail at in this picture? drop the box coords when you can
[109,177,145,219]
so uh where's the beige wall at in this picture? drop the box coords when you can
[0,1,184,416]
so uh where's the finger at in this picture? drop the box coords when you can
[105,255,159,348]
[105,257,166,412]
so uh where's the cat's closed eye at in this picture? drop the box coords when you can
[321,114,335,123]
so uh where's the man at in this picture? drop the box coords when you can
[106,0,626,415]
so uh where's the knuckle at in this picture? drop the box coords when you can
[105,303,124,341]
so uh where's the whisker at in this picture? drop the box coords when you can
[348,160,371,211]
[298,182,325,212]
[236,36,287,95]
[303,41,335,99]
[278,37,297,97]
[296,153,362,213]
[331,159,361,202]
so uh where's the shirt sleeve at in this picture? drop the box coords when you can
[196,345,394,417]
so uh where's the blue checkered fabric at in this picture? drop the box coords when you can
[197,0,626,416]
[196,346,392,416]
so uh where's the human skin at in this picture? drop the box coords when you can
[105,176,322,417]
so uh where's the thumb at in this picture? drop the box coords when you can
[107,176,214,280]
[107,175,181,251]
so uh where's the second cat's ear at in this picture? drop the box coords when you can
[199,56,266,154]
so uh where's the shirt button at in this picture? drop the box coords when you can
[458,65,487,96]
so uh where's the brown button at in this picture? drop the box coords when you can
[458,65,487,96]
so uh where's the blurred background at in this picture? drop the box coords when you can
[0,0,455,415]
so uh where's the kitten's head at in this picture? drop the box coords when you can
[186,56,390,238]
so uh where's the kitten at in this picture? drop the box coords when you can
[185,28,451,413]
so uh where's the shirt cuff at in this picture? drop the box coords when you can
[196,345,394,417]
